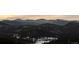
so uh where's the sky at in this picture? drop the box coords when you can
[0,15,79,21]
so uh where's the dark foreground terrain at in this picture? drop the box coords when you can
[0,19,79,44]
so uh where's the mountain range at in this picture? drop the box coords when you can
[1,19,69,26]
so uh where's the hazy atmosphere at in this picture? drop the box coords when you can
[0,15,79,20]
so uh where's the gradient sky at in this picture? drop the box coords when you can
[0,15,79,21]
